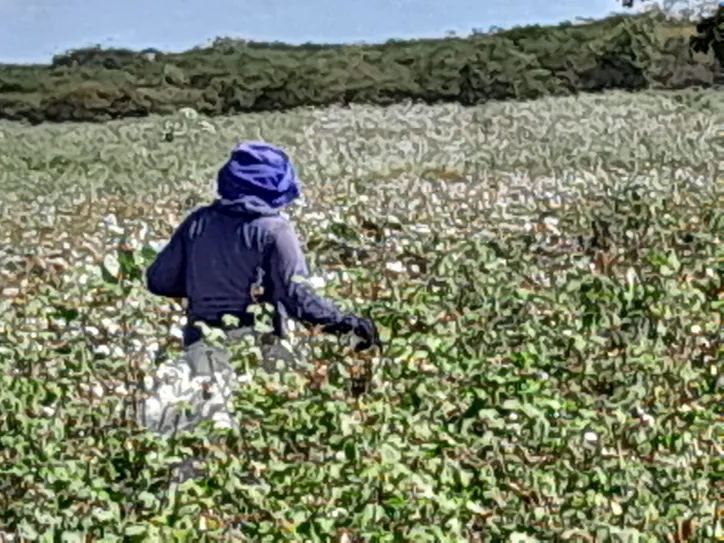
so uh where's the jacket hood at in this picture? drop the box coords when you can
[216,141,301,209]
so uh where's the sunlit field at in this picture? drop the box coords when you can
[0,90,722,541]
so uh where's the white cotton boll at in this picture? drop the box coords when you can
[305,211,325,221]
[143,375,155,391]
[86,326,100,337]
[80,382,104,398]
[170,326,184,339]
[640,413,655,427]
[211,411,236,429]
[308,276,326,289]
[385,261,405,273]
[92,384,105,398]
[124,236,140,251]
[148,240,166,253]
[179,107,198,119]
[583,431,598,443]
[199,120,216,134]
[625,267,637,287]
[236,373,252,385]
[112,346,125,358]
[633,406,656,427]
[542,216,560,235]
[409,223,431,234]
[95,345,111,356]
[41,406,56,417]
[100,317,120,334]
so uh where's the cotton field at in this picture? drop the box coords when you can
[0,89,721,540]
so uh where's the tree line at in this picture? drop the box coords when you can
[0,9,721,125]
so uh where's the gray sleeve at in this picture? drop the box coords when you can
[263,218,348,329]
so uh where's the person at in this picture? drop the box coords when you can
[140,141,381,443]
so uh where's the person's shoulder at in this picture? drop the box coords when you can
[253,210,290,227]
[257,213,299,237]
[190,203,215,216]
[171,204,215,235]
[180,203,219,224]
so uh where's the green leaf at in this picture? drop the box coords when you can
[124,524,147,536]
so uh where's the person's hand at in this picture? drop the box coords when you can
[323,315,382,352]
[350,316,382,352]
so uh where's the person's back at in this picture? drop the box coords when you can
[182,202,268,329]
[147,197,278,345]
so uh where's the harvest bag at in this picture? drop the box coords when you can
[137,328,303,437]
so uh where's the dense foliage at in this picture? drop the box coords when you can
[0,11,722,125]
[0,90,721,540]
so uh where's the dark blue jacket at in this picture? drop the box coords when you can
[145,196,348,346]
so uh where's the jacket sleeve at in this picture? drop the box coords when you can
[263,218,348,329]
[146,220,188,298]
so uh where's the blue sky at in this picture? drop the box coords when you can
[0,0,634,64]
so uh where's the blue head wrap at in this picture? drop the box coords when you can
[217,141,301,208]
